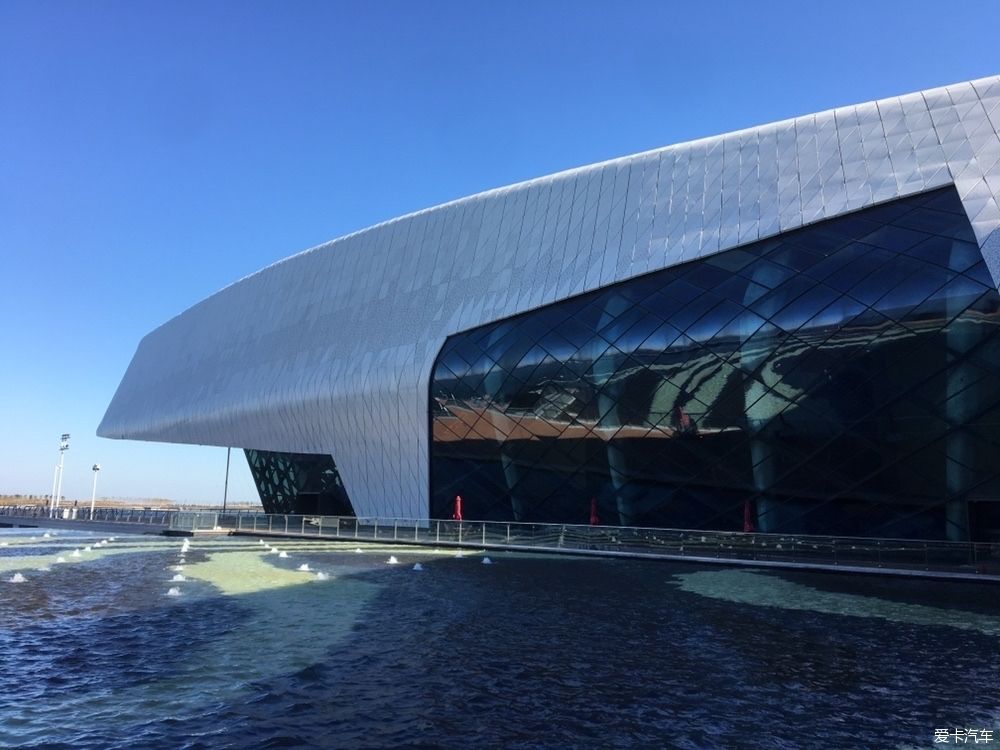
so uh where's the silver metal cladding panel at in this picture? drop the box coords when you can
[99,76,1000,519]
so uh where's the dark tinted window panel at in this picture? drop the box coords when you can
[429,186,1000,541]
[245,449,354,516]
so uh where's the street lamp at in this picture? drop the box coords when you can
[50,433,70,518]
[90,464,101,520]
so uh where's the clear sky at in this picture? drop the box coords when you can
[2,0,999,505]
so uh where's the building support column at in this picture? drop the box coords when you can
[944,241,977,541]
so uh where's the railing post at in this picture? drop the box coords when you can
[374,519,378,540]
[269,516,273,532]
[318,516,324,536]
[414,521,419,541]
[436,521,440,543]
[482,524,486,545]
[284,516,289,533]
[394,520,398,540]
[355,521,359,539]
[506,524,510,544]
[301,516,305,534]
[459,522,463,545]
[253,515,257,531]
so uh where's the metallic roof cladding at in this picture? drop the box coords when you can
[99,76,1000,520]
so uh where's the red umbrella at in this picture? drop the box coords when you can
[452,495,463,522]
[589,497,600,526]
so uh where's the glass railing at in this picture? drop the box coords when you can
[216,511,1000,576]
[168,512,220,532]
[0,504,178,525]
[2,503,996,576]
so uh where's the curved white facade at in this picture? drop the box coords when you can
[99,76,1000,519]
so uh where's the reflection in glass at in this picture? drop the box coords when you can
[429,186,1000,541]
[245,450,354,516]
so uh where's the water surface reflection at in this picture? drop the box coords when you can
[0,530,996,749]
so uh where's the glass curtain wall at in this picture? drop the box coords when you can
[429,186,1000,541]
[245,449,354,516]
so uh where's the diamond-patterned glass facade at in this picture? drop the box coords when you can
[245,449,354,516]
[430,186,1000,541]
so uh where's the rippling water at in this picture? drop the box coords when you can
[0,528,997,749]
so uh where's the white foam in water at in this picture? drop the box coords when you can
[172,565,185,572]
[315,571,329,580]
[387,556,399,565]
[179,558,186,564]
[171,574,186,582]
[412,563,424,571]
[9,573,26,583]
[482,557,493,565]
[297,563,310,571]
[270,547,279,554]
[43,533,51,539]
[259,539,265,545]
[279,551,289,558]
[109,537,115,542]
[454,551,464,558]
[37,567,50,572]
[84,546,92,552]
[355,548,363,554]
[71,549,81,558]
[1,542,8,547]
[56,556,66,564]
[166,587,181,597]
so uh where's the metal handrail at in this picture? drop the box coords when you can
[214,510,998,575]
[0,504,179,524]
[2,504,995,574]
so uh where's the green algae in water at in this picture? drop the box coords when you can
[673,569,1000,637]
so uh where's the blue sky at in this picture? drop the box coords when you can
[2,1,999,504]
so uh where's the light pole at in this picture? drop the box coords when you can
[50,464,60,515]
[90,464,101,519]
[223,447,231,513]
[50,433,70,518]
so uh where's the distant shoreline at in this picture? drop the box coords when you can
[0,495,261,511]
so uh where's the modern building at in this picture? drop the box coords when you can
[100,76,1000,542]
